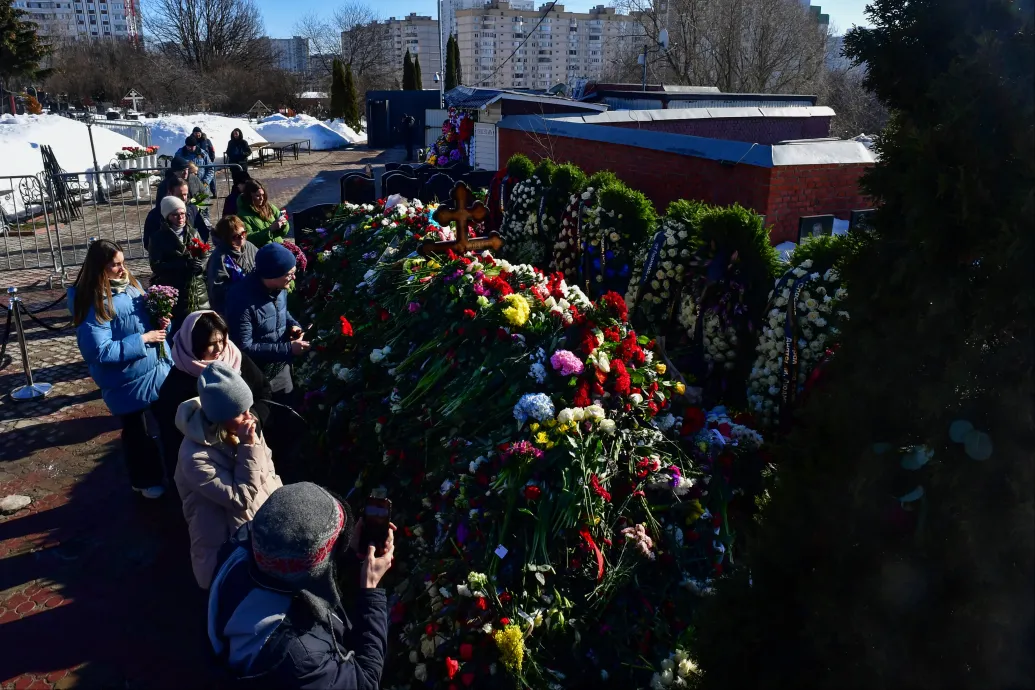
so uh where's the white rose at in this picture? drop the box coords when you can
[414,663,428,681]
[598,419,617,435]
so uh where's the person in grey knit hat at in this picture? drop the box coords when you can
[173,362,282,589]
[207,482,395,688]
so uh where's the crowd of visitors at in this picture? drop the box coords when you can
[66,123,392,687]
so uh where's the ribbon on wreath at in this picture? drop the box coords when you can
[776,272,807,426]
[535,193,549,258]
[579,527,605,582]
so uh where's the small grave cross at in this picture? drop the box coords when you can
[420,181,503,257]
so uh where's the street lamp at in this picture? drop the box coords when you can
[639,29,670,91]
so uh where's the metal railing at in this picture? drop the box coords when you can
[2,164,241,284]
[91,120,152,147]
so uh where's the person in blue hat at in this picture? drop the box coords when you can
[224,242,309,403]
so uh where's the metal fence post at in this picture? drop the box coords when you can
[7,287,52,401]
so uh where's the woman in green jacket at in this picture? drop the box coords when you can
[237,180,289,247]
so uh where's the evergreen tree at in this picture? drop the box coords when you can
[452,36,463,86]
[402,49,416,90]
[342,62,361,132]
[330,58,347,119]
[413,53,423,90]
[445,35,458,92]
[0,0,52,114]
[693,1,1034,688]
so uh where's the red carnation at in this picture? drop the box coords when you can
[474,597,488,611]
[524,485,541,501]
[611,359,631,395]
[616,334,646,365]
[339,316,353,337]
[499,591,512,604]
[574,378,592,407]
[578,328,600,356]
[590,474,611,502]
[600,291,629,322]
[446,657,460,680]
[463,308,477,319]
[500,617,510,625]
[681,407,706,435]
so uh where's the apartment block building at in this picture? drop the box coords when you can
[383,13,442,91]
[267,36,310,75]
[442,0,532,43]
[456,2,644,90]
[13,0,142,41]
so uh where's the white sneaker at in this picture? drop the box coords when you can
[134,485,165,499]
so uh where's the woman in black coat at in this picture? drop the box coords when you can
[152,310,271,481]
[148,196,211,329]
[226,128,252,175]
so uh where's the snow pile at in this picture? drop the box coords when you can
[853,133,876,150]
[254,114,366,150]
[259,113,288,123]
[0,113,142,216]
[147,114,263,159]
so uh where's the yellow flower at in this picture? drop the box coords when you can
[501,293,531,328]
[428,260,441,270]
[546,441,556,449]
[535,431,550,445]
[674,381,686,395]
[545,419,557,429]
[492,625,525,674]
[557,423,571,434]
[530,422,540,432]
[655,363,667,375]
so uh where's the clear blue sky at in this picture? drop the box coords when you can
[256,0,872,39]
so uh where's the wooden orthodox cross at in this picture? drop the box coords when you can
[419,181,504,257]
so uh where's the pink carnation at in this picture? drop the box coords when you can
[550,349,585,376]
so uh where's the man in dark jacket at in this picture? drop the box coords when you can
[192,126,219,196]
[208,482,393,689]
[176,135,215,190]
[144,178,210,251]
[224,243,310,402]
[401,114,416,161]
[156,156,205,202]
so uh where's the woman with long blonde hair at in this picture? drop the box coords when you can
[70,239,172,498]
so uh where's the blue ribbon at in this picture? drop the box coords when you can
[640,230,666,285]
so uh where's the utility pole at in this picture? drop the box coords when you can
[641,44,649,91]
[85,121,108,203]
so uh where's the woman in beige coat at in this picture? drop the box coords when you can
[174,361,282,589]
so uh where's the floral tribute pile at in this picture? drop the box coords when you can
[499,160,587,268]
[746,235,854,428]
[550,170,656,301]
[426,107,475,167]
[290,196,772,689]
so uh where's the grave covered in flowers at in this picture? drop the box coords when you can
[292,186,774,688]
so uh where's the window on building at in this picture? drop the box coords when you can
[568,49,576,54]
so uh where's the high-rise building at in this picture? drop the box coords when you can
[456,2,644,90]
[383,13,442,90]
[267,36,310,75]
[13,0,142,41]
[442,0,532,43]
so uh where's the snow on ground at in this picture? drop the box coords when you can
[254,114,366,150]
[147,114,262,160]
[0,113,142,217]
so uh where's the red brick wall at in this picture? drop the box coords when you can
[497,128,872,245]
[498,128,773,217]
[765,165,872,244]
[605,116,831,145]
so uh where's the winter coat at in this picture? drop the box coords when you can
[69,285,171,416]
[148,220,211,324]
[224,272,299,367]
[227,139,252,165]
[222,188,241,218]
[208,238,258,315]
[174,145,215,185]
[154,355,272,480]
[237,201,289,248]
[156,172,205,203]
[208,525,388,689]
[144,203,210,251]
[197,135,217,164]
[174,397,282,589]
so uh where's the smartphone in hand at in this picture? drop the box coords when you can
[362,491,392,557]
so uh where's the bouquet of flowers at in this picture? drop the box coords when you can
[281,240,307,272]
[186,236,211,258]
[426,107,473,167]
[185,237,210,312]
[188,191,211,209]
[145,284,178,358]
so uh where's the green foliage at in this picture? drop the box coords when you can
[786,232,860,272]
[452,36,463,86]
[598,181,657,249]
[330,58,347,119]
[695,204,781,287]
[444,35,458,92]
[412,54,423,90]
[506,153,535,180]
[545,162,587,217]
[0,0,52,87]
[533,158,557,185]
[342,63,361,132]
[694,1,1035,688]
[402,50,416,90]
[586,170,619,191]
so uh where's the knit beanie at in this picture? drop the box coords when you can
[184,134,198,147]
[170,156,190,172]
[252,483,353,589]
[160,195,186,219]
[255,242,297,280]
[196,361,253,424]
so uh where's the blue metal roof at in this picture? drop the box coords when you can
[445,87,506,109]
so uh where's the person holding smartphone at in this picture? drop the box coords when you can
[207,482,395,689]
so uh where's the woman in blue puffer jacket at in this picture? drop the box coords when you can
[70,239,173,499]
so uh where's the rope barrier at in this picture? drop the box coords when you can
[5,288,52,401]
